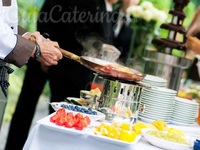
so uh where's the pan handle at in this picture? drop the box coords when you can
[58,47,80,62]
[29,35,81,63]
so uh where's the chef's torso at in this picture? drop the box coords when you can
[0,0,18,59]
[0,0,18,34]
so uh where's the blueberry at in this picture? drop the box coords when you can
[82,108,87,112]
[80,109,84,113]
[92,111,97,115]
[76,107,81,111]
[88,111,93,114]
[61,104,65,108]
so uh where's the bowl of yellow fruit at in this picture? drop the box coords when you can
[141,128,195,150]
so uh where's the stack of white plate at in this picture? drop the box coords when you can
[171,97,199,126]
[142,74,168,87]
[139,87,177,123]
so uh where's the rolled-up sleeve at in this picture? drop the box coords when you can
[18,26,27,36]
[4,35,35,67]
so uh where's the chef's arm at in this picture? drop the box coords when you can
[0,19,34,67]
[186,7,200,54]
[4,35,35,67]
[18,26,27,36]
[0,21,62,67]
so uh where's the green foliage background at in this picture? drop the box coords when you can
[3,0,200,122]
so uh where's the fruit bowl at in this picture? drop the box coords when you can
[50,102,105,121]
[141,129,195,150]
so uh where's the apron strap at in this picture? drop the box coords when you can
[0,61,14,97]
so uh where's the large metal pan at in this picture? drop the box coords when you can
[29,35,144,81]
[60,48,145,82]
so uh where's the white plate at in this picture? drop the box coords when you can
[142,106,173,112]
[143,102,174,109]
[142,93,176,99]
[170,120,197,126]
[143,74,168,83]
[37,113,90,135]
[138,116,171,124]
[142,110,173,116]
[142,83,167,87]
[142,81,167,85]
[170,118,196,124]
[171,115,196,121]
[175,97,199,106]
[142,82,167,86]
[172,110,198,116]
[139,113,171,121]
[172,114,197,121]
[141,129,194,150]
[171,118,196,124]
[142,96,175,101]
[144,87,177,94]
[50,102,105,121]
[144,107,174,113]
[87,129,142,146]
[141,99,175,105]
[174,102,199,108]
[173,110,198,116]
[174,104,198,110]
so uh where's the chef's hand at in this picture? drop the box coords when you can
[121,0,140,13]
[25,32,62,65]
[186,36,200,54]
[23,31,43,41]
[32,39,63,66]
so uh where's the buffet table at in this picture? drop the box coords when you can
[23,114,200,150]
[23,123,162,150]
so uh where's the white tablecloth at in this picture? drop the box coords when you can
[23,115,200,150]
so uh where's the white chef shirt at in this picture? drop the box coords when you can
[104,0,131,37]
[0,0,18,60]
[114,10,131,37]
[104,0,113,12]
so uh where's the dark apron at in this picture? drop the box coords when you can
[0,60,13,129]
[0,60,14,97]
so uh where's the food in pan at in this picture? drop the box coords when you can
[98,64,144,81]
[103,65,133,74]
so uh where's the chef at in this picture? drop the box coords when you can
[0,0,63,94]
[0,0,62,129]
